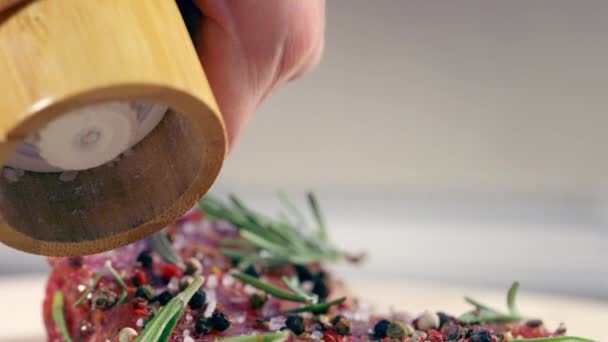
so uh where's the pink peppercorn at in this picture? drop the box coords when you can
[161,264,183,282]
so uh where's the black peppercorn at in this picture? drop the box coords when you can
[285,315,306,335]
[136,250,153,269]
[195,316,212,334]
[244,265,260,278]
[210,311,231,331]
[437,311,455,328]
[134,285,155,301]
[469,329,492,342]
[312,274,330,301]
[294,265,313,282]
[250,293,267,309]
[155,291,173,306]
[373,319,391,339]
[188,291,206,310]
[331,315,352,336]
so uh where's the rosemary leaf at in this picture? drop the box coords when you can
[218,331,290,342]
[307,192,327,241]
[278,191,308,227]
[282,296,347,314]
[74,260,128,307]
[507,281,520,316]
[148,232,184,268]
[512,338,597,342]
[282,276,318,304]
[232,273,309,303]
[134,275,204,342]
[52,291,74,342]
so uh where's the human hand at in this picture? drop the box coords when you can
[193,0,325,149]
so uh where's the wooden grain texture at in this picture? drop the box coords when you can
[0,0,227,256]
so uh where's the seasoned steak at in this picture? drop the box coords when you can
[44,203,569,342]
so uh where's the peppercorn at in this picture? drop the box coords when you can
[155,291,174,306]
[92,288,118,310]
[210,311,231,331]
[134,285,155,301]
[468,329,492,342]
[285,315,305,335]
[294,265,313,282]
[195,316,212,334]
[188,291,206,310]
[441,322,467,340]
[136,251,153,269]
[250,293,267,309]
[312,274,330,301]
[373,319,391,339]
[131,270,148,287]
[184,257,203,276]
[244,265,260,278]
[386,322,406,340]
[161,264,183,282]
[331,315,352,336]
[437,311,455,329]
[526,319,544,328]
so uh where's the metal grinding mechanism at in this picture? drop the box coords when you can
[0,0,227,256]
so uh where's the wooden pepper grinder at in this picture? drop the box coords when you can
[0,0,227,256]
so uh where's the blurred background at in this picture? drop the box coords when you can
[1,1,607,300]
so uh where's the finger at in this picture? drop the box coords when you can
[193,0,325,149]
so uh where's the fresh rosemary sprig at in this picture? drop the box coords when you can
[74,260,128,307]
[513,338,597,342]
[232,273,311,303]
[218,331,290,342]
[199,192,348,269]
[52,291,74,342]
[282,296,347,314]
[458,281,524,324]
[134,275,204,342]
[148,232,184,268]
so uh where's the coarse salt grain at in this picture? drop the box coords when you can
[222,274,235,288]
[243,284,258,295]
[234,312,247,324]
[311,331,324,340]
[184,337,194,342]
[183,329,190,337]
[136,318,144,328]
[268,316,286,331]
[77,284,87,292]
[203,289,217,318]
[206,274,218,289]
[185,314,193,322]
